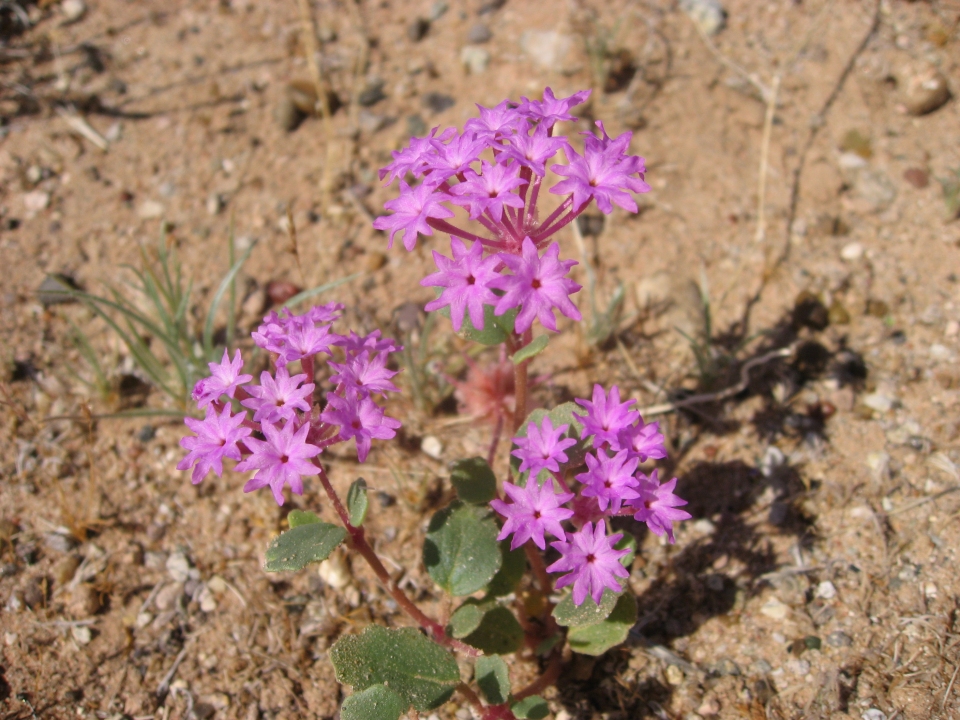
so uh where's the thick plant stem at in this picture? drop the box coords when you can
[511,330,531,434]
[314,463,479,656]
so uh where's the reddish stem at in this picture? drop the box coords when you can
[313,463,479,656]
[533,196,571,238]
[426,218,504,249]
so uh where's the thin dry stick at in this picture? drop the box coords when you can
[754,74,781,244]
[943,662,960,712]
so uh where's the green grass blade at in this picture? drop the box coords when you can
[226,216,237,348]
[203,238,258,357]
[284,272,362,309]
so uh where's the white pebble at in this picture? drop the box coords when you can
[61,0,86,22]
[421,435,443,460]
[137,200,164,219]
[71,625,92,645]
[760,597,789,620]
[815,581,837,600]
[166,552,192,582]
[840,242,864,261]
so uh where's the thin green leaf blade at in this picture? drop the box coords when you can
[264,522,346,572]
[511,335,549,365]
[347,478,369,527]
[203,238,258,356]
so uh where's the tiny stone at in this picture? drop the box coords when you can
[357,80,387,107]
[406,114,428,137]
[422,92,455,114]
[697,698,720,716]
[44,532,78,554]
[23,578,46,609]
[184,579,200,598]
[25,165,43,185]
[154,582,185,611]
[429,1,449,21]
[901,67,951,116]
[104,122,122,142]
[903,168,929,189]
[318,552,351,589]
[23,190,50,212]
[520,30,573,71]
[840,241,864,261]
[421,435,443,459]
[207,575,227,594]
[862,709,887,720]
[71,626,92,645]
[679,0,726,36]
[37,273,80,306]
[815,581,837,600]
[166,552,192,582]
[206,193,225,216]
[365,251,388,272]
[4,632,17,646]
[924,582,938,599]
[68,584,100,617]
[460,46,491,75]
[0,563,17,578]
[137,200,164,219]
[407,17,430,43]
[786,659,810,675]
[135,612,153,629]
[692,518,716,535]
[945,320,959,337]
[863,393,894,413]
[358,110,390,134]
[199,585,217,612]
[467,23,492,43]
[665,664,684,685]
[275,96,304,132]
[137,424,156,443]
[61,0,86,22]
[753,659,773,674]
[146,523,167,543]
[760,597,789,620]
[827,631,853,648]
[144,551,166,569]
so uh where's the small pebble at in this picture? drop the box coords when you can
[460,46,490,75]
[467,23,492,43]
[407,17,430,42]
[862,709,887,720]
[23,190,50,212]
[422,92,455,114]
[154,582,185,611]
[318,552,351,589]
[903,168,929,189]
[266,280,301,306]
[357,80,387,107]
[68,584,101,617]
[198,585,217,612]
[901,67,951,116]
[815,581,836,600]
[665,664,684,685]
[924,582,938,599]
[166,552,194,583]
[137,425,156,443]
[429,1,449,21]
[679,0,726,36]
[760,597,789,620]
[840,242,864,261]
[60,0,86,23]
[71,626,92,646]
[827,631,853,648]
[406,114,428,137]
[421,435,443,460]
[137,200,164,219]
[365,251,388,272]
[206,193,225,216]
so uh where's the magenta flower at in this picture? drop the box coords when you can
[550,122,650,214]
[491,238,582,334]
[304,302,344,324]
[277,317,337,366]
[574,384,639,450]
[241,366,314,424]
[511,416,577,478]
[329,351,400,397]
[320,391,401,462]
[235,419,321,506]
[500,123,569,177]
[449,161,527,222]
[373,179,455,251]
[630,470,691,543]
[517,87,591,129]
[424,131,486,180]
[379,126,456,184]
[177,404,251,484]
[490,479,574,550]
[618,419,667,463]
[575,449,640,514]
[547,520,630,606]
[192,349,252,408]
[463,100,524,139]
[421,238,501,331]
[335,329,403,356]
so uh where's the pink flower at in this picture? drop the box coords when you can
[235,419,321,506]
[618,419,667,462]
[463,100,524,139]
[630,470,691,543]
[241,366,315,424]
[423,131,487,180]
[490,479,574,550]
[448,161,527,222]
[575,449,640,514]
[372,179,455,251]
[511,416,577,478]
[490,238,582,334]
[334,329,403,356]
[574,384,639,450]
[178,404,252,484]
[421,238,501,331]
[379,126,456,184]
[499,123,569,177]
[516,87,591,129]
[320,391,401,462]
[192,349,252,408]
[547,520,630,606]
[329,351,400,397]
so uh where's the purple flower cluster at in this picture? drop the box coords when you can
[179,304,402,505]
[373,88,650,336]
[491,384,690,606]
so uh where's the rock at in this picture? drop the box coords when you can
[903,168,929,189]
[477,0,506,14]
[691,518,716,535]
[886,420,921,445]
[407,17,430,43]
[863,393,894,413]
[23,577,47,609]
[828,300,851,325]
[854,169,896,212]
[358,79,386,107]
[901,67,951,116]
[358,110,390,134]
[23,190,50,213]
[60,0,86,23]
[839,129,872,159]
[71,626,92,645]
[406,114,428,137]
[467,23,492,43]
[275,96,304,132]
[37,273,80,307]
[460,46,490,75]
[665,664,684,685]
[166,552,193,583]
[206,193,225,216]
[198,585,217,612]
[421,435,443,460]
[760,597,789,620]
[104,121,122,142]
[866,451,890,481]
[680,0,726,36]
[422,92,455,114]
[265,280,301,306]
[53,555,81,585]
[815,581,837,600]
[44,532,78,554]
[154,582,185,611]
[137,200,164,219]
[429,1,449,21]
[827,631,853,648]
[137,424,156,443]
[862,709,887,720]
[520,30,573,71]
[207,575,227,594]
[840,242,864,261]
[68,584,101,617]
[0,564,17,578]
[364,251,387,272]
[318,552,351,589]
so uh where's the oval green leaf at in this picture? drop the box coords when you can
[330,626,460,712]
[566,592,637,656]
[423,501,501,596]
[512,695,549,719]
[511,334,549,365]
[435,299,518,346]
[340,685,406,720]
[486,541,526,597]
[347,478,369,527]
[461,605,524,655]
[475,655,510,705]
[553,588,621,628]
[287,509,321,528]
[450,457,497,504]
[264,522,347,572]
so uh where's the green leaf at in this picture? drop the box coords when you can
[347,478,369,527]
[330,626,460,712]
[423,501,501,596]
[340,685,406,720]
[450,457,497,504]
[202,237,257,357]
[448,600,524,655]
[287,510,321,528]
[264,522,346,572]
[510,402,590,479]
[435,297,519,346]
[512,695,549,719]
[511,335,549,365]
[486,541,526,597]
[553,589,620,628]
[614,533,637,569]
[475,655,510,705]
[566,592,637,656]
[534,634,562,657]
